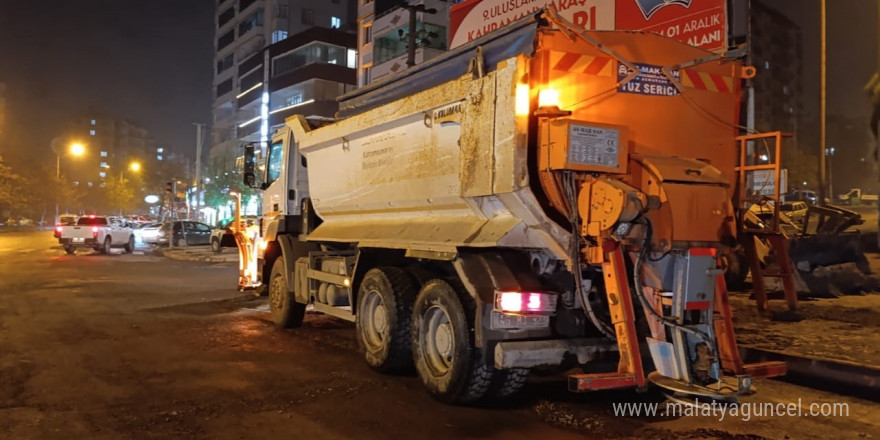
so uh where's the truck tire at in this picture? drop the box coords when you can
[484,368,529,401]
[268,257,305,328]
[101,237,111,254]
[64,245,75,255]
[411,278,492,405]
[124,235,135,253]
[211,238,221,254]
[356,267,417,373]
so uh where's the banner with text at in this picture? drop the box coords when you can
[448,0,726,51]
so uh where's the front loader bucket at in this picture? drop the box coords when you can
[788,232,876,297]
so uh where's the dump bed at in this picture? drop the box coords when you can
[289,11,745,259]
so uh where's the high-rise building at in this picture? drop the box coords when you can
[750,2,803,149]
[211,0,356,165]
[66,116,156,188]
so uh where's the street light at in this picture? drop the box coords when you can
[50,138,86,222]
[119,161,142,180]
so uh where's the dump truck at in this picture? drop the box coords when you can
[233,8,785,404]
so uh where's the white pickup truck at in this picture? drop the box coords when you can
[59,216,135,255]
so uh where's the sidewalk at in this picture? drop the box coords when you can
[151,245,239,264]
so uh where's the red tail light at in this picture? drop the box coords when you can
[56,226,63,232]
[495,291,557,314]
[92,226,99,238]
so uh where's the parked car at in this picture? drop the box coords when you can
[58,215,135,255]
[785,189,818,205]
[134,222,163,244]
[54,214,78,238]
[210,216,256,253]
[779,201,808,225]
[157,221,213,246]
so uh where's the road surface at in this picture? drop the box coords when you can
[0,230,877,439]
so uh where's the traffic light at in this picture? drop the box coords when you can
[165,181,173,194]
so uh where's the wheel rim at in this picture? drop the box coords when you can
[269,274,285,312]
[361,289,387,351]
[420,305,454,376]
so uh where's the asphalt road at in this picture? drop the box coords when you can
[0,230,877,440]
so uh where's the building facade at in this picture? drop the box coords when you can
[359,0,450,85]
[67,116,157,189]
[211,0,356,170]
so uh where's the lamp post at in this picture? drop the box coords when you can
[121,161,141,180]
[50,138,85,222]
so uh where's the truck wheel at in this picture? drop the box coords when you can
[268,257,305,328]
[411,278,492,404]
[211,238,222,254]
[101,237,111,254]
[484,368,529,401]
[356,267,417,373]
[124,235,135,253]
[64,245,75,255]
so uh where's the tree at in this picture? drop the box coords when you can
[103,175,135,215]
[0,155,27,215]
[203,156,255,218]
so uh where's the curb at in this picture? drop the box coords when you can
[152,247,238,264]
[741,347,880,402]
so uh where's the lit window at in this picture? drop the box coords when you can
[90,130,96,136]
[272,30,288,43]
[157,155,163,161]
[331,16,341,29]
[99,172,106,178]
[100,151,107,157]
[157,147,164,153]
[73,181,79,186]
[764,61,770,69]
[87,182,93,187]
[286,93,303,106]
[347,49,356,68]
[90,119,96,126]
[100,162,108,168]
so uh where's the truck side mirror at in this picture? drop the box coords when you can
[243,144,257,188]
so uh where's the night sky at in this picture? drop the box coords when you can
[0,0,214,169]
[763,0,879,120]
[0,0,877,174]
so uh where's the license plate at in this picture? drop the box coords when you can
[73,238,84,243]
[489,311,549,330]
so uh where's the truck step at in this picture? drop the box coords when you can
[567,372,638,392]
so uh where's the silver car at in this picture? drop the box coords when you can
[138,223,164,245]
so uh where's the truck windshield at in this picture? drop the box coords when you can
[267,141,283,185]
[76,217,108,226]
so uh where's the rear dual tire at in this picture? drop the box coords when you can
[411,278,495,405]
[356,267,418,373]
